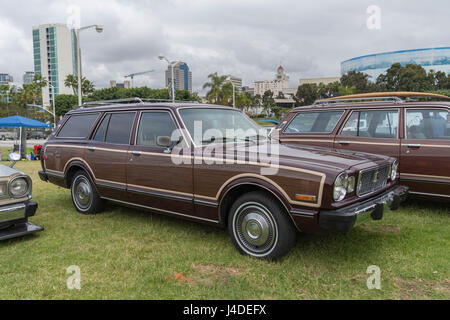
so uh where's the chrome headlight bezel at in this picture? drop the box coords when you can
[333,172,348,202]
[8,175,32,198]
[390,160,398,181]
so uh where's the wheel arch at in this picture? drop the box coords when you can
[64,160,97,190]
[218,178,293,227]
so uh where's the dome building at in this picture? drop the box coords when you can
[341,47,450,81]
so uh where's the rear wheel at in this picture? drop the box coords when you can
[70,170,104,214]
[228,191,297,260]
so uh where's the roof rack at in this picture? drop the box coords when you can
[82,97,199,107]
[314,96,404,106]
[313,91,450,106]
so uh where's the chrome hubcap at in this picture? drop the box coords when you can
[73,176,92,209]
[233,202,277,255]
[241,212,270,246]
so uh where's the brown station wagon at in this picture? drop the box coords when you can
[38,98,408,259]
[273,92,450,202]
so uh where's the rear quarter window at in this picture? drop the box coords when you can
[57,113,99,138]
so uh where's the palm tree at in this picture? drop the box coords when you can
[65,74,95,96]
[65,74,78,95]
[203,72,228,104]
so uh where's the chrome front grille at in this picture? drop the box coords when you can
[356,165,390,197]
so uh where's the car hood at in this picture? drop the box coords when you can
[227,141,391,174]
[0,164,24,177]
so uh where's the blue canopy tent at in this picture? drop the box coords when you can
[0,115,51,159]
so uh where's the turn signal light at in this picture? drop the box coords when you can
[295,194,317,202]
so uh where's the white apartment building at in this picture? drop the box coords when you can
[227,75,242,91]
[33,23,78,107]
[254,66,290,97]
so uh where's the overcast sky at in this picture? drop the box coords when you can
[0,0,449,94]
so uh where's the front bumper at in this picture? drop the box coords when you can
[0,201,43,240]
[319,185,408,232]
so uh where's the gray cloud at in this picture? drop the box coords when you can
[0,0,448,94]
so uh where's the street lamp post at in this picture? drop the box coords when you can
[75,24,103,108]
[158,55,180,103]
[226,76,236,108]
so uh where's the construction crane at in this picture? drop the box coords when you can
[124,70,155,88]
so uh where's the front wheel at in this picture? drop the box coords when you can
[70,170,104,214]
[228,191,297,260]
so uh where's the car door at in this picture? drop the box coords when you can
[278,110,345,148]
[334,108,401,159]
[126,110,194,215]
[85,111,136,201]
[400,107,450,198]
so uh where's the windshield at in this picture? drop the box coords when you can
[179,108,266,145]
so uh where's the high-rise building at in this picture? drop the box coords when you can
[32,23,78,106]
[165,62,192,93]
[23,71,35,84]
[254,66,290,97]
[0,73,13,85]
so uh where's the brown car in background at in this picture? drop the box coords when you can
[38,98,407,259]
[273,92,450,201]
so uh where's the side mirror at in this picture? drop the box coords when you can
[8,152,20,168]
[156,136,172,148]
[8,152,20,161]
[157,136,183,153]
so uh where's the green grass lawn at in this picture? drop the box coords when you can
[0,162,448,299]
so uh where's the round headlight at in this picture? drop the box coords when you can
[9,177,30,198]
[390,160,398,180]
[333,172,348,202]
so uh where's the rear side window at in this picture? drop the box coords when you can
[57,113,99,138]
[284,111,344,134]
[340,110,398,138]
[104,112,136,144]
[406,109,449,140]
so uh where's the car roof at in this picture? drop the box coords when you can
[291,101,450,113]
[67,103,237,115]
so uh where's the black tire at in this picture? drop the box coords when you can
[228,191,297,260]
[70,170,104,214]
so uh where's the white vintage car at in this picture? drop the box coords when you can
[0,153,43,240]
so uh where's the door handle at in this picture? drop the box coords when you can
[132,150,142,156]
[406,144,421,148]
[337,140,351,145]
[87,146,96,151]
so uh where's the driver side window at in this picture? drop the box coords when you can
[136,112,177,146]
